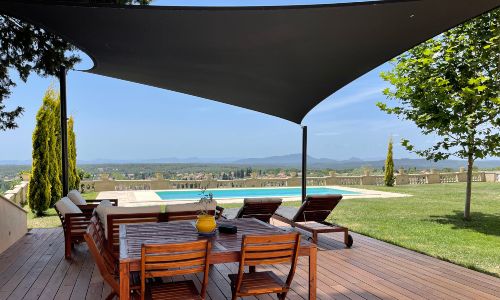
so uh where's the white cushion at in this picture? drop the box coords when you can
[97,199,113,208]
[67,190,86,205]
[95,205,162,239]
[55,197,83,217]
[165,200,216,213]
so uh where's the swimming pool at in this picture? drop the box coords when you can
[156,187,360,201]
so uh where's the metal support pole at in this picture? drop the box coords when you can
[301,125,307,202]
[59,67,69,196]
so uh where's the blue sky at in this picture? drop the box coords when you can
[0,0,440,162]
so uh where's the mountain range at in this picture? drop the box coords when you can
[1,154,500,170]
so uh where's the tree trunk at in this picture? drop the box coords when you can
[464,153,474,220]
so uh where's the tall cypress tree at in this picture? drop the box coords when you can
[384,138,395,187]
[47,89,62,206]
[28,94,52,216]
[67,116,80,191]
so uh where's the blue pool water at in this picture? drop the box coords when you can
[156,187,360,200]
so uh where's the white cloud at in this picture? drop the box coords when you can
[310,87,384,114]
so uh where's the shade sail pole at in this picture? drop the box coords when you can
[59,66,69,196]
[302,125,307,202]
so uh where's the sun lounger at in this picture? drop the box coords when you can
[273,194,353,247]
[223,197,283,223]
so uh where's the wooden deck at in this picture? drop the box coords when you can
[0,226,499,300]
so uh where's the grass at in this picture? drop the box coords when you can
[220,183,500,276]
[26,191,98,229]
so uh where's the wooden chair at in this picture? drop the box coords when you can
[105,213,168,259]
[223,198,282,223]
[273,194,353,247]
[55,202,93,259]
[55,198,118,259]
[140,239,211,300]
[84,216,139,300]
[228,232,300,300]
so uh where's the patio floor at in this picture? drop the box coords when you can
[0,225,499,300]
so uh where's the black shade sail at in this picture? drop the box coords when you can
[1,0,499,124]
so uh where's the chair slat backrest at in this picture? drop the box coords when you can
[235,232,300,292]
[140,240,211,300]
[84,216,120,295]
[236,200,282,223]
[293,194,343,222]
[167,209,216,222]
[107,213,167,259]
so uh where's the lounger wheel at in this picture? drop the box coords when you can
[345,234,353,248]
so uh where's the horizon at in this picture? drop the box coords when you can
[2,153,499,166]
[0,0,490,163]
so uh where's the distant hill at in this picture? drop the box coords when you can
[233,154,500,170]
[1,154,499,170]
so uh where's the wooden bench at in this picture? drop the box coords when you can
[55,198,118,259]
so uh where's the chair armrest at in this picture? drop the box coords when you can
[86,199,118,206]
[64,213,91,233]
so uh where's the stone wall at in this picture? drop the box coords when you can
[81,171,491,192]
[3,181,28,206]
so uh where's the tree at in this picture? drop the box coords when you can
[377,9,499,220]
[68,116,80,191]
[0,0,151,131]
[46,88,62,206]
[384,138,395,186]
[28,94,52,216]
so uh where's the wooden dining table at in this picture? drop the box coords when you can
[118,218,317,299]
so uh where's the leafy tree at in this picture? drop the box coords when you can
[384,138,395,186]
[377,9,500,220]
[0,0,151,131]
[78,168,92,180]
[68,116,80,191]
[28,96,52,216]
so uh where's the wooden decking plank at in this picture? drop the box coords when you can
[350,232,500,289]
[347,244,495,299]
[0,229,41,271]
[315,250,424,300]
[312,255,394,300]
[0,229,54,287]
[0,229,60,298]
[6,231,63,299]
[332,233,500,298]
[36,261,71,300]
[53,246,90,299]
[70,246,96,300]
[317,238,473,300]
[86,263,104,300]
[37,242,78,300]
[22,240,66,300]
[99,282,112,300]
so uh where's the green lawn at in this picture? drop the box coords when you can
[26,191,98,229]
[328,183,500,277]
